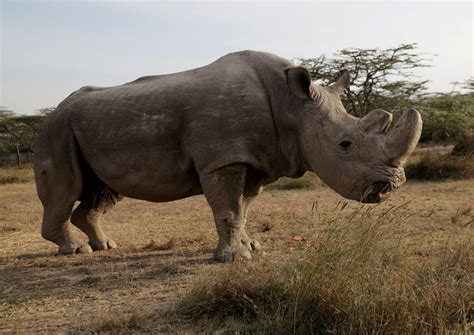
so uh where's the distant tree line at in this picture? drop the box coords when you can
[1,43,472,164]
[0,107,54,164]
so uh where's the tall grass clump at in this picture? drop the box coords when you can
[177,207,473,333]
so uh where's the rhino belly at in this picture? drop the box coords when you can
[72,113,203,202]
[82,147,202,202]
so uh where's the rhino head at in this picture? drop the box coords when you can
[287,66,422,203]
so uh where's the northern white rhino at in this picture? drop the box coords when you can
[34,50,422,262]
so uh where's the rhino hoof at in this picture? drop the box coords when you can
[214,245,252,263]
[248,239,261,252]
[214,251,252,263]
[77,244,94,254]
[90,239,117,251]
[58,243,93,255]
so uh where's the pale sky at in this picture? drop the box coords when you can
[1,1,472,114]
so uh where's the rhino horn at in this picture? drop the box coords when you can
[385,109,422,165]
[329,67,350,95]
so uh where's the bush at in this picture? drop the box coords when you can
[419,108,473,142]
[405,151,474,180]
[452,132,474,156]
[177,207,473,333]
[416,93,474,142]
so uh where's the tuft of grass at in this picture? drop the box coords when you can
[0,164,35,184]
[0,226,18,233]
[450,206,473,227]
[143,238,176,251]
[144,260,183,277]
[176,207,473,334]
[405,151,474,180]
[79,275,102,286]
[74,311,150,333]
[1,294,29,307]
[160,260,182,275]
[266,172,325,191]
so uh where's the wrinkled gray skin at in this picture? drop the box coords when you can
[34,50,422,262]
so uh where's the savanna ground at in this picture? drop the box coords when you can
[0,158,473,333]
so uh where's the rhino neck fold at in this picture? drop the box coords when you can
[263,82,308,180]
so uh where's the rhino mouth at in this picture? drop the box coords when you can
[361,181,394,203]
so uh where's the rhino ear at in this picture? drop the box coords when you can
[286,66,312,99]
[329,68,350,95]
[360,109,393,134]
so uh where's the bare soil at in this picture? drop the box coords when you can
[1,178,473,333]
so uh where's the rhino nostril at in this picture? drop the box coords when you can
[372,181,391,194]
[339,140,352,149]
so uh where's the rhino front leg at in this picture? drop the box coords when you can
[200,164,257,262]
[241,185,263,252]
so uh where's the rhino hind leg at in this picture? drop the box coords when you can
[71,181,123,251]
[35,125,93,255]
[200,164,261,262]
[41,203,93,255]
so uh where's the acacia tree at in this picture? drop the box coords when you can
[0,107,15,154]
[465,78,474,92]
[298,43,431,117]
[0,107,47,164]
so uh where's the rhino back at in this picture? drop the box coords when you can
[54,51,292,201]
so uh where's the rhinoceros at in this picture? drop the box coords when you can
[34,50,422,262]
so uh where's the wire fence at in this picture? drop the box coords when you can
[0,153,34,166]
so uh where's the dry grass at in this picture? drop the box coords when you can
[74,310,152,333]
[0,164,35,185]
[0,165,473,333]
[177,206,473,334]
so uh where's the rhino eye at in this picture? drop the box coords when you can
[339,140,352,149]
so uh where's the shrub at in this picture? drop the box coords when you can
[405,151,474,180]
[419,108,472,142]
[416,93,474,142]
[452,132,474,156]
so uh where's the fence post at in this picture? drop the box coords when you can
[15,145,21,166]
